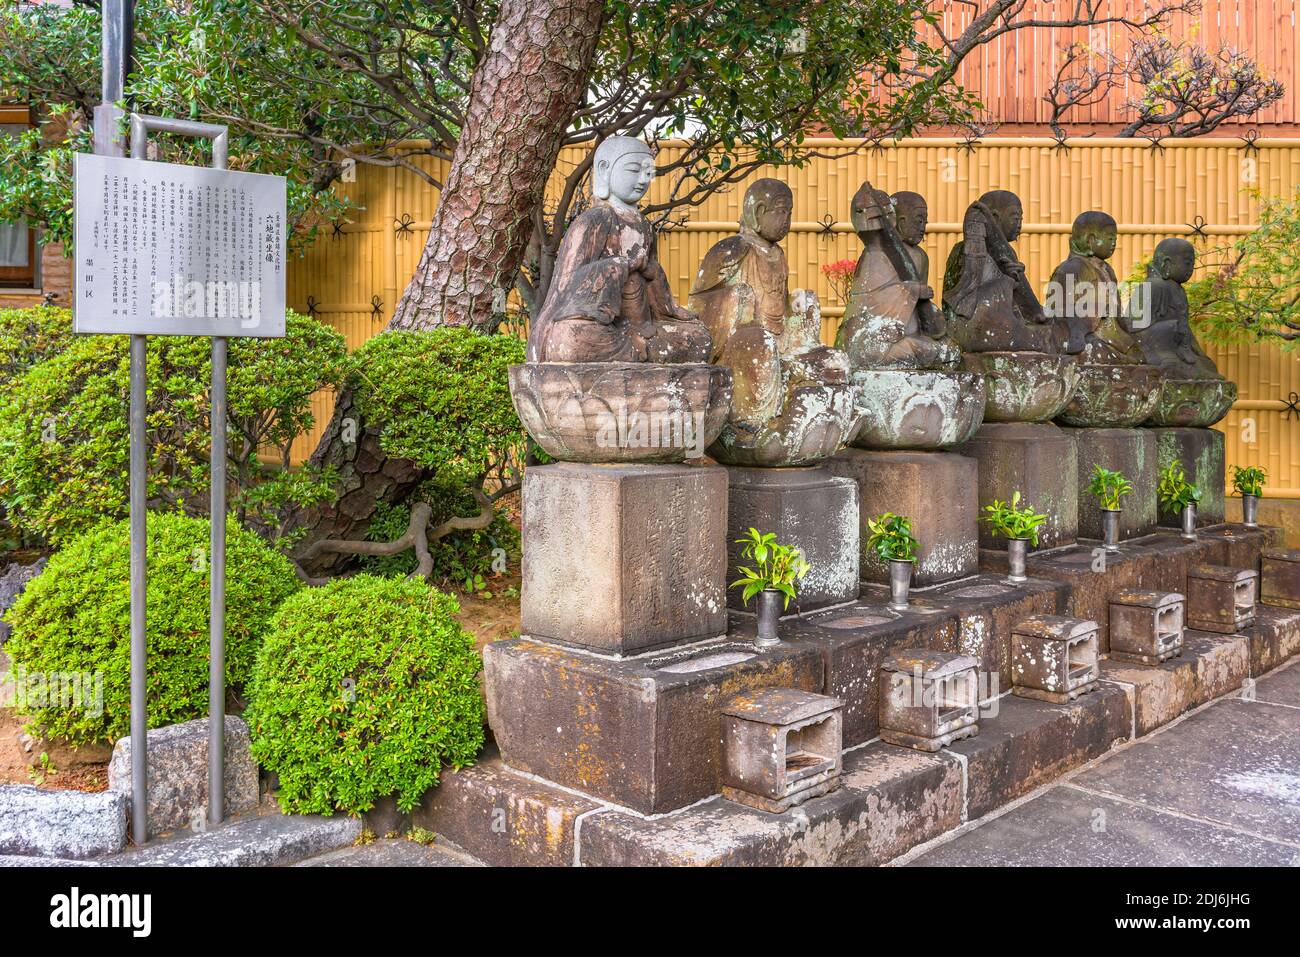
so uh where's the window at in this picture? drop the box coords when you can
[0,106,35,289]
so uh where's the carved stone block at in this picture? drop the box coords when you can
[1108,589,1185,665]
[726,466,858,613]
[826,449,978,586]
[879,650,980,752]
[1067,426,1158,542]
[1185,564,1257,634]
[1153,427,1226,527]
[521,462,728,654]
[1011,615,1100,703]
[720,688,844,813]
[958,422,1079,549]
[1260,549,1300,609]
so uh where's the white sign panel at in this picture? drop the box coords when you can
[73,153,286,337]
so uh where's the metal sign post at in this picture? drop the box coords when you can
[129,115,231,830]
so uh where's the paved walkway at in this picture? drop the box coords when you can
[903,659,1300,866]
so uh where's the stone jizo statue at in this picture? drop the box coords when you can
[1048,211,1142,365]
[527,136,712,364]
[892,190,931,284]
[689,178,856,464]
[835,182,960,371]
[943,190,1082,355]
[1134,237,1223,380]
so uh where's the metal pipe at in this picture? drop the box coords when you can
[129,333,148,845]
[209,336,227,826]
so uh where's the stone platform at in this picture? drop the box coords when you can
[725,466,858,613]
[826,450,979,586]
[520,462,728,654]
[1065,426,1158,542]
[979,525,1280,652]
[445,519,1295,866]
[958,423,1079,550]
[1153,427,1226,527]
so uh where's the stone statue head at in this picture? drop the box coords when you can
[1151,237,1196,284]
[851,182,894,234]
[592,136,656,208]
[741,178,793,244]
[1070,211,1118,260]
[979,190,1024,243]
[891,191,928,246]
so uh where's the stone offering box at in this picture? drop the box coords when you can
[1108,589,1184,665]
[1185,565,1257,634]
[1011,615,1100,703]
[879,650,980,752]
[1260,549,1300,609]
[720,688,844,813]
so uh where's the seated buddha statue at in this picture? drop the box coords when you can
[1133,237,1223,380]
[688,178,855,463]
[527,136,712,364]
[943,190,1083,355]
[892,190,931,287]
[835,182,960,370]
[1048,211,1143,365]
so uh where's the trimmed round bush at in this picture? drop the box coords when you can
[3,511,301,745]
[246,575,485,815]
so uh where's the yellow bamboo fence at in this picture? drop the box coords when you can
[288,136,1300,496]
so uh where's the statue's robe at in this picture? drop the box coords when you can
[1049,252,1142,365]
[528,200,711,364]
[1134,275,1223,379]
[689,232,847,433]
[835,192,959,371]
[943,201,1081,355]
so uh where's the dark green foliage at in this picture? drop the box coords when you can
[0,310,346,545]
[351,328,526,486]
[245,575,486,815]
[3,511,300,745]
[0,306,73,390]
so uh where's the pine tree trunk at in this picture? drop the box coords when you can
[290,0,605,567]
[388,0,605,332]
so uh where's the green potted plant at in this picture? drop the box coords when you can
[1087,465,1133,553]
[1158,460,1202,539]
[980,492,1048,583]
[865,512,920,610]
[731,528,811,647]
[1232,465,1266,527]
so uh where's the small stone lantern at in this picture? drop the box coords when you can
[1109,589,1185,665]
[1186,565,1257,634]
[879,650,980,752]
[1260,549,1300,610]
[1011,615,1100,703]
[720,688,843,813]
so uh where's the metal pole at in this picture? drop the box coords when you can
[96,0,147,846]
[209,132,228,828]
[130,114,230,828]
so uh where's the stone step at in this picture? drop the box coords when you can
[418,683,1132,866]
[1101,632,1249,737]
[95,804,363,867]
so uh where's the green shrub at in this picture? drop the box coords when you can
[3,511,300,745]
[245,575,485,815]
[0,310,346,545]
[0,306,73,390]
[351,328,526,488]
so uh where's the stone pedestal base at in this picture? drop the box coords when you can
[826,450,978,586]
[726,466,858,613]
[958,423,1079,549]
[521,462,727,654]
[1066,427,1158,542]
[1152,427,1225,528]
